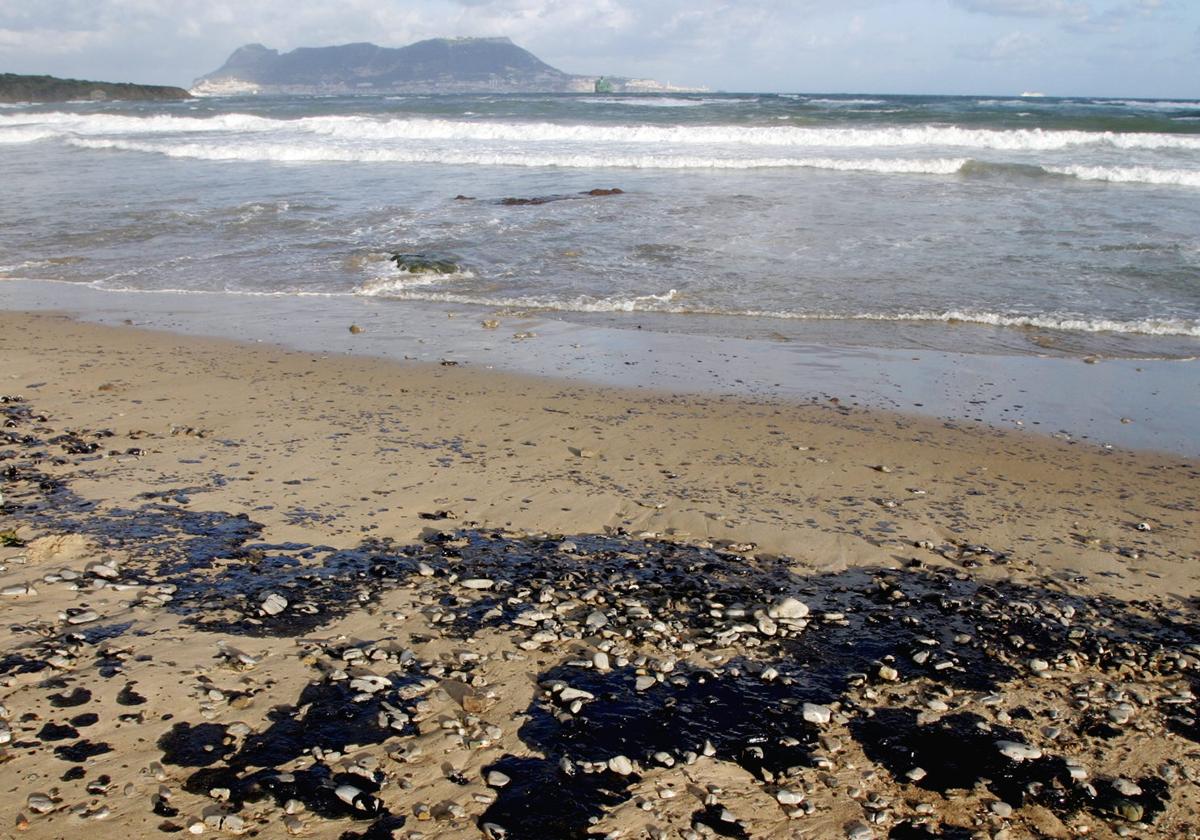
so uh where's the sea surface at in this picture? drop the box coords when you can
[2,91,1199,359]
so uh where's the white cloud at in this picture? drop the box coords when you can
[951,0,1091,19]
[0,26,103,54]
[988,28,1045,57]
[0,0,1193,96]
[952,0,1172,31]
[954,27,1048,60]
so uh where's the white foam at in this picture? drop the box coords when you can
[576,97,706,108]
[1092,99,1200,111]
[59,138,1200,186]
[8,110,1200,153]
[1045,164,1200,188]
[10,273,1195,338]
[733,309,1200,337]
[0,111,280,135]
[355,267,476,294]
[351,288,1200,337]
[355,286,681,313]
[804,98,887,106]
[816,310,1200,337]
[295,116,1200,152]
[0,127,56,144]
[89,282,347,298]
[66,138,970,174]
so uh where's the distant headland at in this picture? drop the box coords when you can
[0,73,190,104]
[192,37,704,96]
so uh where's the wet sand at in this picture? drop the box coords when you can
[1,310,1199,839]
[4,278,1199,456]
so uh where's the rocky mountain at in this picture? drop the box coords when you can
[192,37,694,95]
[0,73,190,104]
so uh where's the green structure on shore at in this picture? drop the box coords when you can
[594,76,614,93]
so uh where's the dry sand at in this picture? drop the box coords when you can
[1,311,1198,840]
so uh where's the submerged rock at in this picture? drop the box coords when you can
[499,188,623,206]
[388,253,463,275]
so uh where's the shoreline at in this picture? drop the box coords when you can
[2,308,1195,587]
[3,278,1199,456]
[1,310,1199,839]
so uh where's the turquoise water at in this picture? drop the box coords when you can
[2,92,1198,358]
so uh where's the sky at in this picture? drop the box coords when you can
[0,0,1196,97]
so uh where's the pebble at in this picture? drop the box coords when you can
[87,562,120,580]
[989,801,1013,818]
[1108,702,1135,724]
[1,583,36,597]
[26,794,54,814]
[768,597,809,620]
[995,741,1042,762]
[635,675,657,691]
[334,784,377,812]
[1066,761,1089,780]
[349,675,391,694]
[775,789,805,805]
[460,578,495,590]
[802,703,832,724]
[1112,778,1142,797]
[608,755,635,775]
[1112,800,1144,822]
[846,822,874,840]
[260,592,288,615]
[486,770,511,788]
[204,813,244,832]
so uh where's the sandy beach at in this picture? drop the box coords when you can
[2,310,1199,839]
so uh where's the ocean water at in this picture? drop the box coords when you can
[2,92,1199,359]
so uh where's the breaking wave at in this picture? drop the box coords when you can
[1045,164,1200,187]
[798,309,1200,337]
[348,283,1200,337]
[353,285,683,313]
[354,266,476,294]
[7,274,1195,339]
[56,138,1200,186]
[65,138,970,174]
[4,111,1200,152]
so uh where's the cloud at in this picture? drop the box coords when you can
[956,28,1047,60]
[0,0,1193,96]
[951,0,1172,28]
[951,0,1091,19]
[0,26,103,54]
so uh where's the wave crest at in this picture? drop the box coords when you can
[354,288,1200,337]
[5,111,1200,153]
